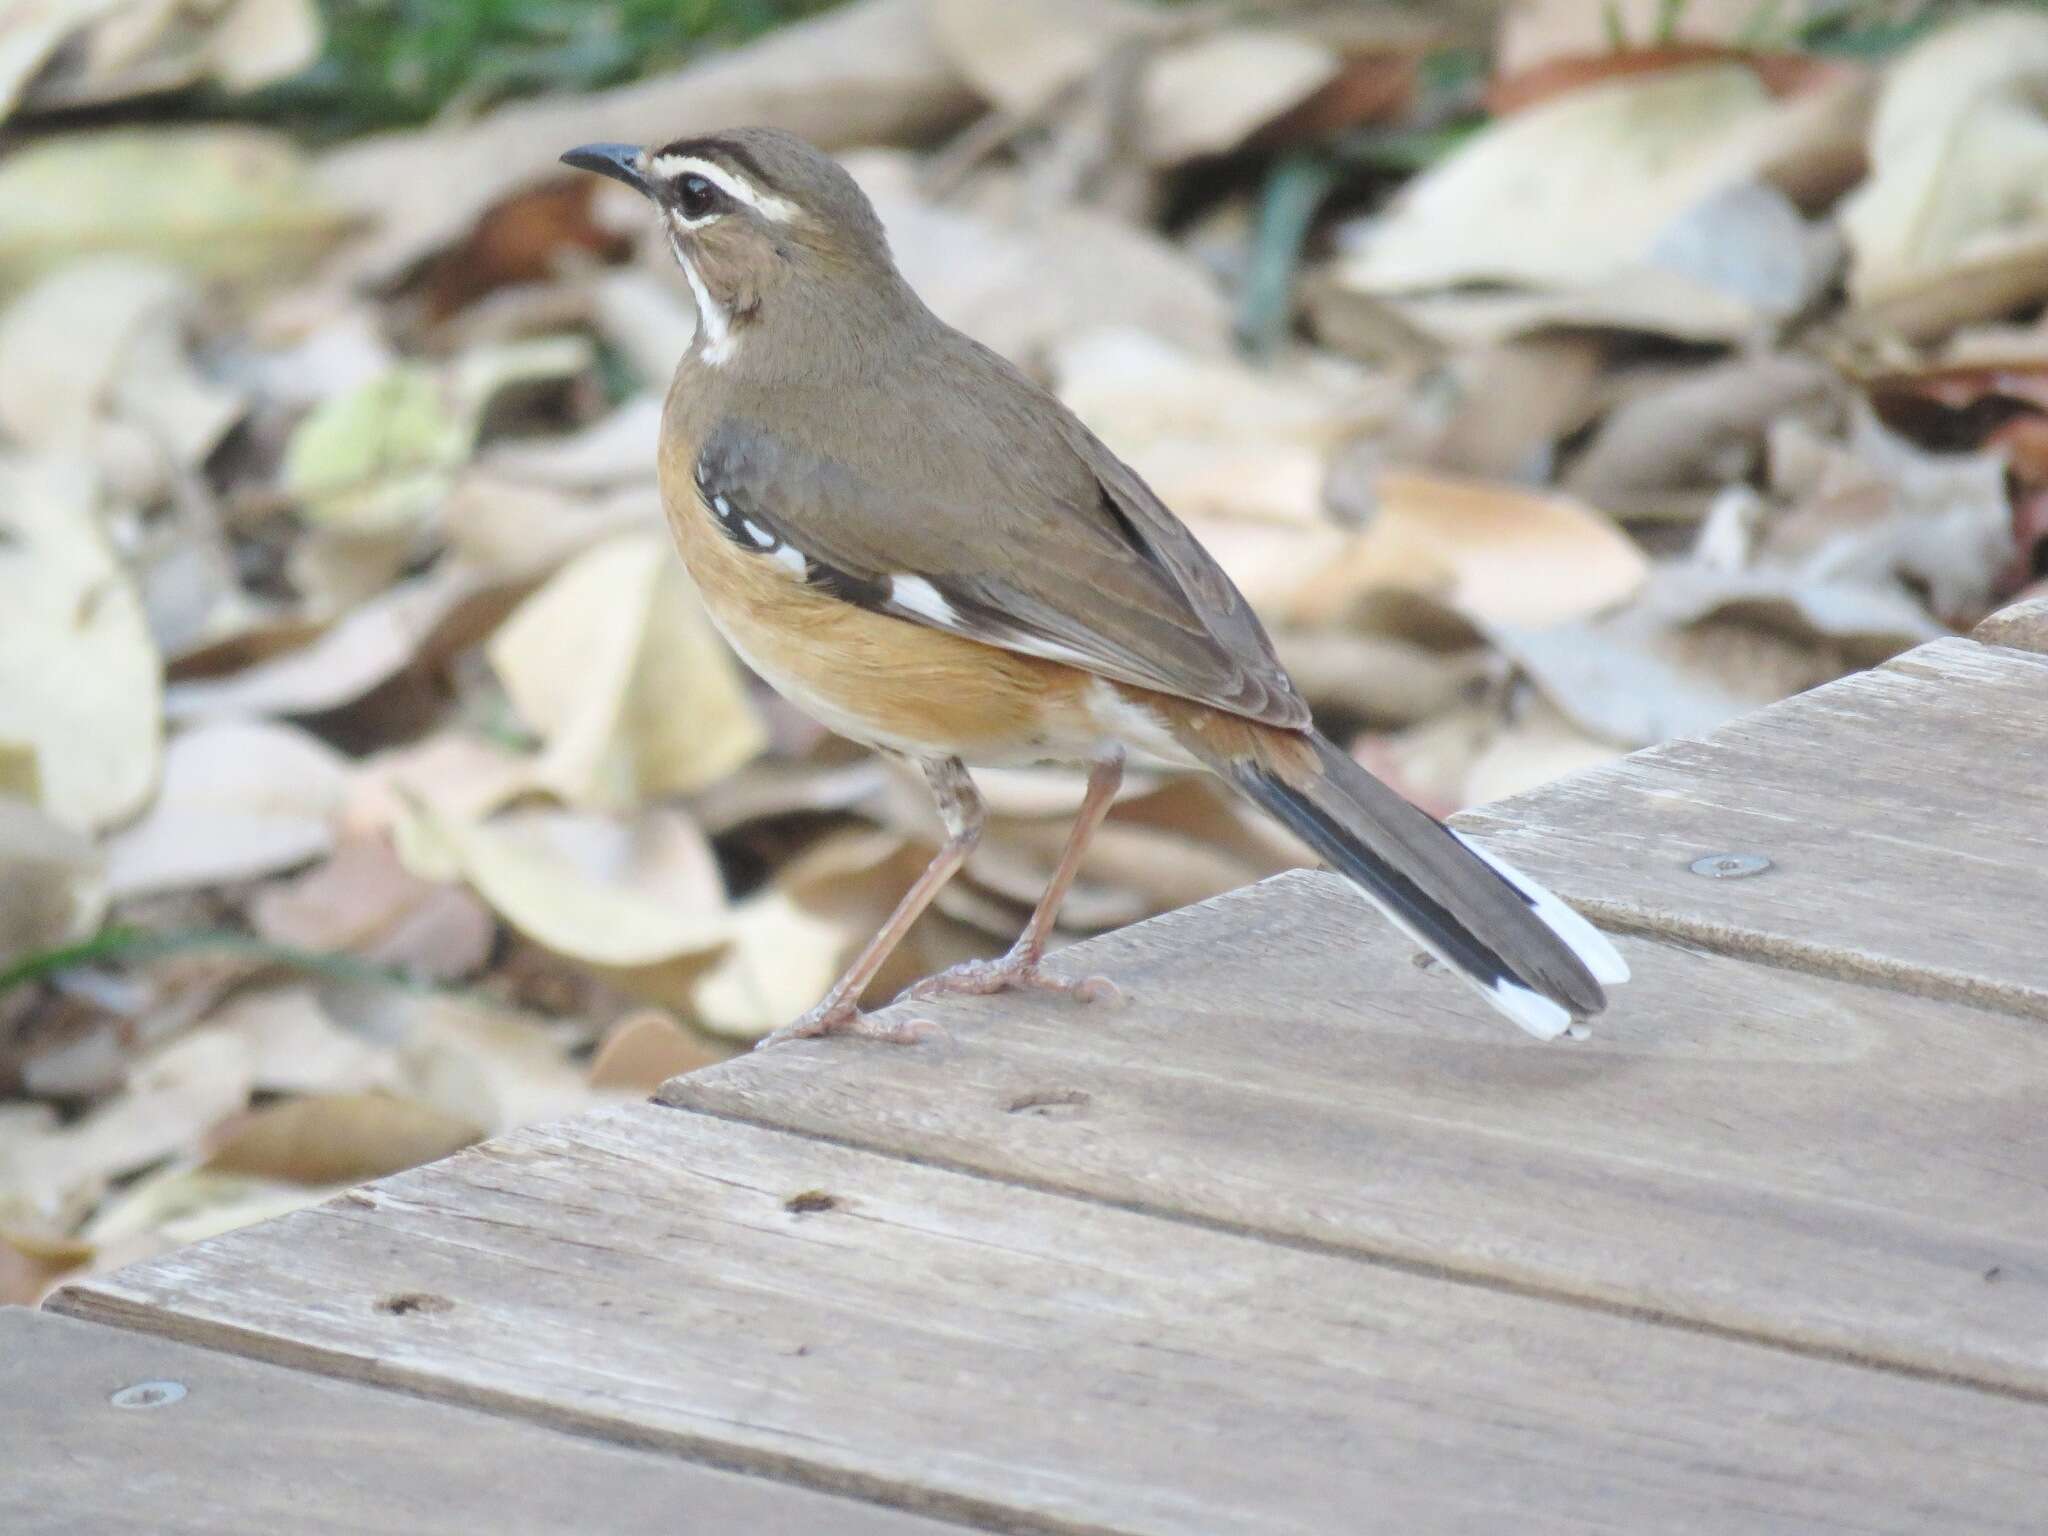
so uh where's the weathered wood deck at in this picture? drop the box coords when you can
[15,599,2048,1534]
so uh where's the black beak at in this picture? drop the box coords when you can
[560,142,651,197]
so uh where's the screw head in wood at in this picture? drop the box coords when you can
[110,1380,186,1409]
[1689,852,1771,879]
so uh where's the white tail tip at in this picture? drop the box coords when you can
[1452,832,1631,987]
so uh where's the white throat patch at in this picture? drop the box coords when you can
[668,223,736,367]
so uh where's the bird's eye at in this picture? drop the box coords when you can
[675,174,719,221]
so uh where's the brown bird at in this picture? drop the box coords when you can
[562,129,1628,1049]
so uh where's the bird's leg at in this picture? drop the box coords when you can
[905,753,1123,1006]
[756,758,983,1050]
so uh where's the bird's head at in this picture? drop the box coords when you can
[561,128,897,367]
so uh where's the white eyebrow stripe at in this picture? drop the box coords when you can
[647,153,798,223]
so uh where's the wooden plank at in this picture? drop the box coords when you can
[1459,636,2048,1015]
[53,1104,2048,1536]
[1973,595,2048,653]
[0,1306,964,1536]
[665,872,2048,1397]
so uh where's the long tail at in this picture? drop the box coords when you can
[1169,711,1628,1039]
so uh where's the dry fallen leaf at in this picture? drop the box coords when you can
[588,1008,727,1091]
[924,0,1161,118]
[396,801,730,971]
[1565,353,1838,521]
[851,151,1234,362]
[163,562,508,722]
[6,0,321,118]
[488,532,767,808]
[0,454,162,832]
[1840,11,2048,338]
[201,985,400,1098]
[1053,326,1381,529]
[0,798,105,964]
[283,336,593,542]
[396,997,615,1136]
[0,255,242,465]
[78,1167,346,1264]
[317,0,976,286]
[0,126,351,295]
[202,1092,480,1185]
[1333,64,1857,342]
[690,829,927,1038]
[250,834,495,984]
[104,720,347,899]
[1493,564,1929,748]
[1764,410,2015,625]
[1138,28,1340,165]
[1295,469,1647,631]
[4,1026,253,1226]
[340,730,533,839]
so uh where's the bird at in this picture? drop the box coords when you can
[561,128,1628,1050]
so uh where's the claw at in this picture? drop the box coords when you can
[903,949,1118,1008]
[754,1001,940,1050]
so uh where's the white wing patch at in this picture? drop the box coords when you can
[888,575,958,625]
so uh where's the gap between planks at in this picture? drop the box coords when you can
[50,1282,1087,1536]
[660,865,2048,1404]
[1459,635,2048,1021]
[647,1088,2048,1413]
[56,1104,2048,1535]
[5,1307,980,1536]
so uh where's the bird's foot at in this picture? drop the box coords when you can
[753,998,940,1051]
[903,946,1119,1007]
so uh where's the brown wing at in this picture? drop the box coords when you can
[694,388,1310,731]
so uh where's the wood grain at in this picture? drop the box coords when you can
[1973,596,2048,653]
[1,1306,962,1536]
[666,871,2048,1396]
[54,1105,2048,1535]
[1460,637,2048,1015]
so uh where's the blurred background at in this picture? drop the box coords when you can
[2,0,2039,1300]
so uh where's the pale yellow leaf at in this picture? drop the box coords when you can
[1139,30,1339,164]
[395,801,729,969]
[205,0,322,93]
[0,127,352,295]
[0,454,161,831]
[0,797,105,964]
[489,532,766,808]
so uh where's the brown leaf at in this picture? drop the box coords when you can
[202,1093,480,1185]
[588,1009,727,1092]
[1294,470,1647,631]
[418,179,631,319]
[250,835,495,984]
